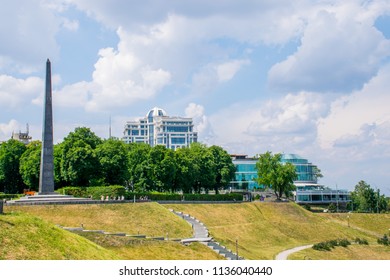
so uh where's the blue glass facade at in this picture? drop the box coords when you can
[230,153,351,204]
[280,154,316,183]
[230,154,319,190]
[229,155,259,190]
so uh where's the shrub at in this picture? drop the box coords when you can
[0,193,21,200]
[302,204,311,211]
[87,185,126,200]
[338,238,351,247]
[328,239,338,248]
[57,187,87,197]
[125,192,182,201]
[184,193,243,201]
[313,242,331,251]
[327,203,337,213]
[313,239,352,251]
[354,238,369,245]
[377,234,389,246]
[124,192,243,202]
[57,185,126,200]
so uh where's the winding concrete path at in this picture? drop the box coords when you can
[171,209,244,260]
[275,244,313,260]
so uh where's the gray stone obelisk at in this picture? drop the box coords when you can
[38,59,55,194]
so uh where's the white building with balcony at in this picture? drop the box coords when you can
[122,107,198,150]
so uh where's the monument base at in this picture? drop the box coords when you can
[6,193,93,205]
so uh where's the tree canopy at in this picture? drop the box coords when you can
[255,151,297,200]
[350,180,388,213]
[1,126,235,194]
[0,139,27,193]
[19,141,41,191]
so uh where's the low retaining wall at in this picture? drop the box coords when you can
[157,200,243,204]
[5,199,244,206]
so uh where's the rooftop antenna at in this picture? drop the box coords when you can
[26,123,29,134]
[109,115,112,139]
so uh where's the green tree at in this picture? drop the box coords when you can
[0,139,27,193]
[61,140,101,186]
[188,143,215,193]
[209,145,236,194]
[54,143,67,188]
[60,128,102,186]
[313,166,323,181]
[350,180,376,212]
[127,143,152,192]
[19,141,41,190]
[174,146,198,194]
[62,127,103,149]
[96,139,129,185]
[148,145,176,192]
[255,151,297,200]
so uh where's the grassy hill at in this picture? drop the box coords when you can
[289,244,390,260]
[4,202,390,260]
[165,202,390,259]
[3,203,222,260]
[8,203,193,238]
[0,212,118,260]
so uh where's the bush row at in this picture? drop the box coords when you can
[377,234,389,246]
[0,193,22,200]
[57,185,125,200]
[312,239,352,251]
[182,193,243,201]
[56,186,243,201]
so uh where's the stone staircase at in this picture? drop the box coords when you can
[171,209,244,260]
[206,241,243,260]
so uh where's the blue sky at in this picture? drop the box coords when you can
[1,0,390,195]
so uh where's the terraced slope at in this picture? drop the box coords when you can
[0,212,118,260]
[166,202,388,259]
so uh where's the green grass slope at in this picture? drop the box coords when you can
[289,244,390,260]
[0,212,118,260]
[4,203,223,260]
[8,203,192,238]
[5,202,389,260]
[77,232,225,260]
[166,202,389,260]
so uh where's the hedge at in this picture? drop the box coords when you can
[56,187,243,202]
[183,193,243,201]
[125,192,182,201]
[57,185,125,200]
[0,194,21,200]
[87,185,126,200]
[56,187,87,197]
[125,192,243,201]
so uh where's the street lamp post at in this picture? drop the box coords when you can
[336,184,339,213]
[236,238,239,260]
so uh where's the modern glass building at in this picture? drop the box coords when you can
[122,107,198,150]
[229,155,260,190]
[230,153,319,190]
[280,154,317,183]
[230,153,350,204]
[294,186,350,204]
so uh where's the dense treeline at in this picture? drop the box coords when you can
[348,180,389,213]
[0,127,235,194]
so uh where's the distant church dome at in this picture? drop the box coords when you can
[146,107,167,118]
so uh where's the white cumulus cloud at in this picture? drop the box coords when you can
[317,63,390,156]
[185,103,214,143]
[0,75,43,110]
[268,1,390,93]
